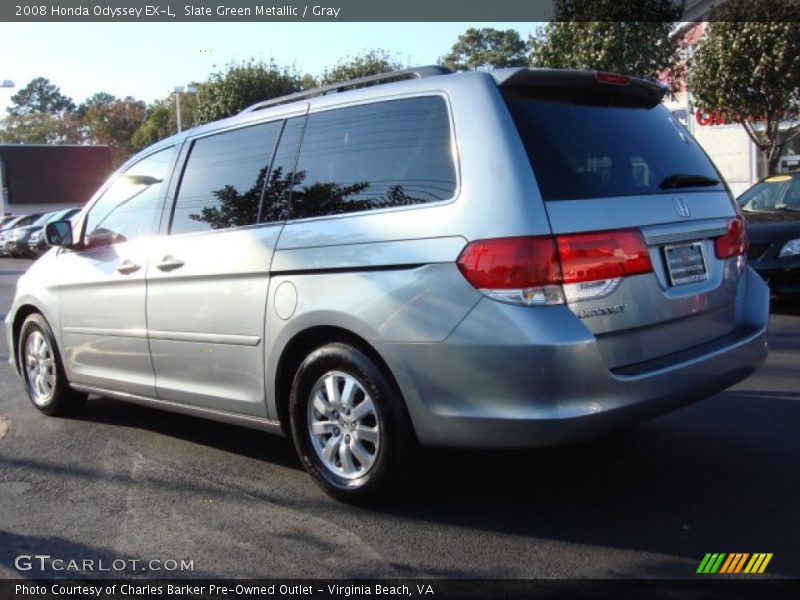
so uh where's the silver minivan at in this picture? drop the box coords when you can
[6,67,769,502]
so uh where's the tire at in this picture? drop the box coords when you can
[18,313,86,416]
[289,343,416,504]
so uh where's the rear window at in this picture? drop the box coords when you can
[502,86,723,201]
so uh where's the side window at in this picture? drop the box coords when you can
[289,96,456,219]
[84,146,174,247]
[171,121,282,235]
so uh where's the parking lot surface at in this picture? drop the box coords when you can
[0,257,798,578]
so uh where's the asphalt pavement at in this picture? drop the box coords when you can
[0,257,798,579]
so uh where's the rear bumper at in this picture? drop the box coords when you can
[378,268,769,448]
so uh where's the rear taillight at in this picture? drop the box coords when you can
[457,229,652,306]
[456,237,563,306]
[715,216,748,259]
[556,229,652,284]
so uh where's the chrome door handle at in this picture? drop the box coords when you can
[156,256,185,272]
[116,260,141,275]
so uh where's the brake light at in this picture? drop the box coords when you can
[456,237,560,289]
[556,229,652,283]
[715,216,748,258]
[457,229,652,306]
[596,72,631,85]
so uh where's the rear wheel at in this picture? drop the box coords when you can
[19,313,86,416]
[289,343,416,503]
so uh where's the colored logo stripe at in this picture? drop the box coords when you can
[697,553,726,574]
[697,553,773,574]
[744,553,773,574]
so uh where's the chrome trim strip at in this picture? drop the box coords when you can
[645,227,728,245]
[642,219,729,246]
[62,328,261,346]
[70,384,284,435]
[63,327,147,338]
[147,330,262,346]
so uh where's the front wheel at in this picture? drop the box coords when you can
[19,313,86,416]
[289,343,416,504]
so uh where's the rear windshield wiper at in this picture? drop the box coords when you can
[659,174,720,189]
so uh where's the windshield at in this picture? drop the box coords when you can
[32,212,57,226]
[501,86,725,201]
[738,175,800,211]
[0,216,25,230]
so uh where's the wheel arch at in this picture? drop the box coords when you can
[273,325,409,438]
[11,303,46,374]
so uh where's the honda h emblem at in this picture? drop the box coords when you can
[673,196,691,218]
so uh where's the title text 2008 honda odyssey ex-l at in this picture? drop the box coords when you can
[6,67,769,502]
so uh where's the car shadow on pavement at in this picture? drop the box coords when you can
[71,397,302,470]
[59,387,799,578]
[378,390,800,577]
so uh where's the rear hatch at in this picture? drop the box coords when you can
[498,69,746,370]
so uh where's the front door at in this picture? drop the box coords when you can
[58,146,177,397]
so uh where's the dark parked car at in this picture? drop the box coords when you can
[0,213,42,257]
[739,172,800,296]
[24,207,81,258]
[5,211,58,258]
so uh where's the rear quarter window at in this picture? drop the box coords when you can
[288,96,457,219]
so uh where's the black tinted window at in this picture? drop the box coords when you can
[172,121,282,234]
[289,96,456,219]
[85,147,174,246]
[502,87,723,201]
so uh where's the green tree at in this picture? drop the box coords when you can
[194,60,302,124]
[320,49,403,85]
[79,93,147,165]
[441,28,529,71]
[688,0,800,175]
[131,100,171,152]
[530,0,682,85]
[0,112,81,144]
[6,77,75,116]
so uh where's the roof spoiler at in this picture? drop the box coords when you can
[491,68,669,105]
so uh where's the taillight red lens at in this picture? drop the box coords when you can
[715,216,748,258]
[456,236,561,289]
[596,72,631,85]
[556,229,653,284]
[457,229,653,291]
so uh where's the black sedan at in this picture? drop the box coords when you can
[739,172,800,296]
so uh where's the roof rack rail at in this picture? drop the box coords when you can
[240,65,452,114]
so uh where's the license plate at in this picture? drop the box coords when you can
[664,242,707,286]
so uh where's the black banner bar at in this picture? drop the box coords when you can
[3,579,800,600]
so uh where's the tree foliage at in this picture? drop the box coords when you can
[79,93,147,165]
[131,100,171,152]
[688,0,800,175]
[530,0,681,85]
[0,112,81,144]
[320,50,403,85]
[6,77,75,116]
[194,60,302,124]
[441,28,529,71]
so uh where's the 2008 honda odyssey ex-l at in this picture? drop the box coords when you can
[6,67,769,502]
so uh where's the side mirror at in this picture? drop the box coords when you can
[44,221,73,247]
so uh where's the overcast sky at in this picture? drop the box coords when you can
[0,22,538,114]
